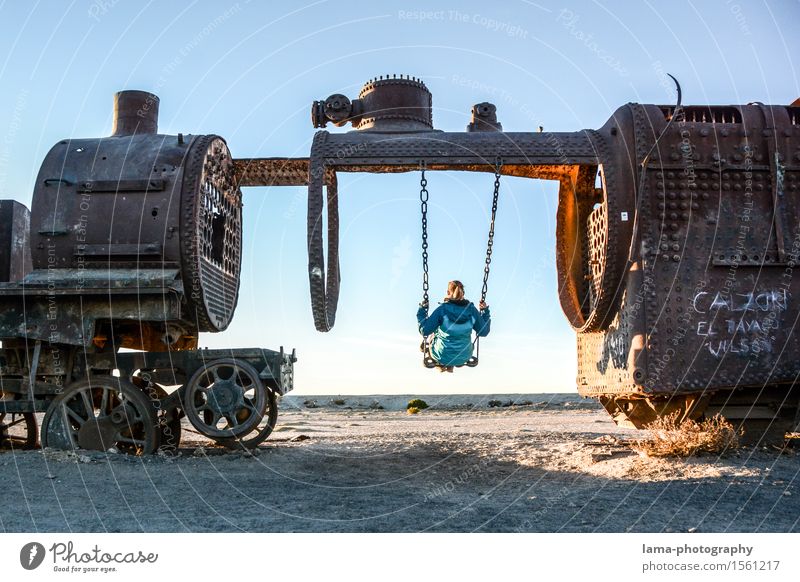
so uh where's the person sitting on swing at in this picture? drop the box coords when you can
[416,280,491,373]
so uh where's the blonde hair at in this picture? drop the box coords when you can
[445,280,465,301]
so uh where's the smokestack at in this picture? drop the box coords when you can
[111,90,159,136]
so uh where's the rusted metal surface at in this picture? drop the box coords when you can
[0,200,32,282]
[467,102,503,132]
[0,91,295,453]
[312,75,432,132]
[29,92,242,335]
[111,90,159,136]
[234,158,309,186]
[283,76,800,440]
[569,103,800,441]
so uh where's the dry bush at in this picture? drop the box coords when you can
[633,412,739,457]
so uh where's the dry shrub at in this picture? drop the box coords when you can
[634,412,739,457]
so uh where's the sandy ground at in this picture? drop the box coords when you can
[1,394,798,533]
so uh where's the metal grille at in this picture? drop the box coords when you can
[182,136,242,332]
[200,138,240,327]
[659,105,742,124]
[587,202,607,311]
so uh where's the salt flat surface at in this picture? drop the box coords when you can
[1,397,798,532]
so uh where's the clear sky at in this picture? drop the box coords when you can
[0,0,797,394]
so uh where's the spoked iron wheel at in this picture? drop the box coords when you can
[0,412,38,450]
[132,375,183,454]
[149,385,182,454]
[41,376,158,455]
[216,387,278,450]
[184,359,267,439]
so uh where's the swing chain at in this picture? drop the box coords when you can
[420,161,430,308]
[481,158,502,304]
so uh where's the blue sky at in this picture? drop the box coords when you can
[0,0,797,394]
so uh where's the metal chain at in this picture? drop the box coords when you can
[480,158,502,304]
[419,162,430,307]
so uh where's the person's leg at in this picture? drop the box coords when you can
[428,336,445,371]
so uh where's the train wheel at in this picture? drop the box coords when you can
[41,376,158,455]
[0,412,38,449]
[148,385,183,454]
[216,388,279,450]
[132,376,183,454]
[184,359,267,439]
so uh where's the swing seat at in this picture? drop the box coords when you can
[421,339,437,369]
[420,336,479,369]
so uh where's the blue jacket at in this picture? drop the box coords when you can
[416,299,491,366]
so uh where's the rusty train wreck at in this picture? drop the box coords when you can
[237,75,800,443]
[1,75,799,453]
[0,91,295,453]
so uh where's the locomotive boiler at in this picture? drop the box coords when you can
[0,91,295,453]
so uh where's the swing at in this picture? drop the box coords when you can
[418,158,502,370]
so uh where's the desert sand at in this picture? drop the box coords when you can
[1,394,798,532]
